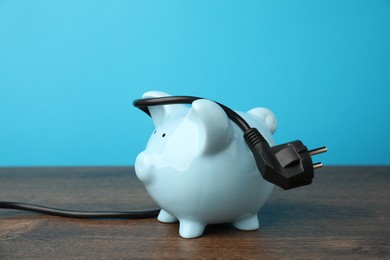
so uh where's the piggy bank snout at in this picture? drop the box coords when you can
[135,151,156,184]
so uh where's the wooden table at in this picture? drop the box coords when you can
[0,166,388,259]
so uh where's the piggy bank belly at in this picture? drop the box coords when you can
[148,152,274,227]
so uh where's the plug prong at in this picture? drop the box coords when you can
[308,146,327,156]
[313,162,323,169]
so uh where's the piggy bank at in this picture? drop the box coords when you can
[135,91,277,238]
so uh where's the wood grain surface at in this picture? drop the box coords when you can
[0,166,389,259]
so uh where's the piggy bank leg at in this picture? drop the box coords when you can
[157,209,178,223]
[233,213,259,231]
[179,220,206,239]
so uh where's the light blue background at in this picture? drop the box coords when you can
[0,1,389,166]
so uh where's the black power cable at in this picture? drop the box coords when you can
[133,96,251,131]
[0,95,326,219]
[0,201,159,219]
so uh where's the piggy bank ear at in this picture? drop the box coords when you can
[142,91,187,127]
[247,107,277,134]
[186,99,233,155]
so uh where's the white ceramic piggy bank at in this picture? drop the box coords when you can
[135,91,277,238]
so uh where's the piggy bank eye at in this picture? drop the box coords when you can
[162,133,166,137]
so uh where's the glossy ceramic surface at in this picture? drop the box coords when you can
[135,91,277,238]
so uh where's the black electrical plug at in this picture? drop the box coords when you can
[244,128,327,190]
